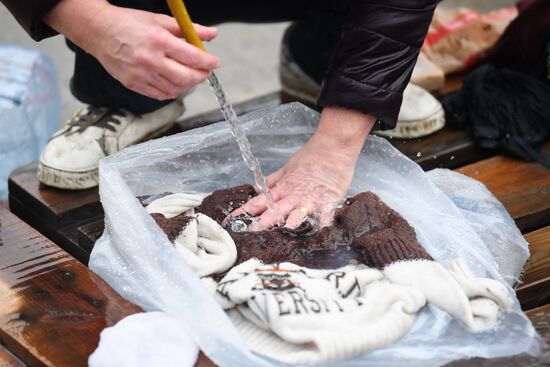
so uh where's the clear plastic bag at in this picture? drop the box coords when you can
[90,103,540,366]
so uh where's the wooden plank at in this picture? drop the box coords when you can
[526,303,550,347]
[457,143,550,233]
[516,226,550,310]
[0,207,214,367]
[388,128,493,171]
[0,345,25,367]
[7,163,101,263]
[8,192,92,264]
[8,163,101,227]
[433,72,466,97]
[77,220,104,253]
[0,207,141,367]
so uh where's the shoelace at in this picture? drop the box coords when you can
[64,107,126,137]
[47,107,128,156]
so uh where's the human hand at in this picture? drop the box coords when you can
[232,107,376,230]
[45,0,220,100]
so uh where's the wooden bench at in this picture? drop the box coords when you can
[5,84,550,364]
[457,144,550,233]
[0,207,214,367]
[0,345,25,367]
[454,144,550,310]
[1,208,547,366]
[516,226,550,310]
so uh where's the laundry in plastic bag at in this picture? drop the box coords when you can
[90,103,540,367]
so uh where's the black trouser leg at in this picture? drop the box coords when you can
[68,0,349,114]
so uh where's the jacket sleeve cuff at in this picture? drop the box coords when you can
[28,0,60,41]
[317,74,404,130]
[316,0,437,130]
[4,0,61,41]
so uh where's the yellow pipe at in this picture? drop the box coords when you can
[166,0,205,51]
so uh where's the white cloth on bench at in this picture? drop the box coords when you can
[88,312,199,367]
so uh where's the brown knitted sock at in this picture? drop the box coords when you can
[352,228,432,269]
[340,192,432,269]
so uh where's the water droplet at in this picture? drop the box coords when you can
[450,155,455,160]
[416,152,422,157]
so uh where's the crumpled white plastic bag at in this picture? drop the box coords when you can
[90,102,539,367]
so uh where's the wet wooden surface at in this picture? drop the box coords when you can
[516,226,550,310]
[389,128,493,171]
[0,345,25,367]
[1,205,549,367]
[457,143,550,233]
[8,164,99,264]
[0,207,213,367]
[0,207,141,367]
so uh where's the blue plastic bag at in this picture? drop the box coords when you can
[0,45,60,199]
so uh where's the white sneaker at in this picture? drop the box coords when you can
[279,32,445,139]
[374,83,445,139]
[38,99,184,190]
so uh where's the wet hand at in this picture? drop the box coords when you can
[232,107,376,230]
[45,1,220,101]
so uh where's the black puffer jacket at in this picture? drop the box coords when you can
[318,0,436,128]
[1,0,436,128]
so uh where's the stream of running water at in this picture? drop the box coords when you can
[208,73,281,224]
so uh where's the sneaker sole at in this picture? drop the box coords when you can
[37,122,177,190]
[37,162,99,190]
[283,81,446,140]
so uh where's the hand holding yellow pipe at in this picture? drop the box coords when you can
[166,0,205,51]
